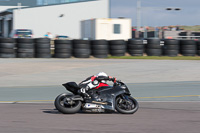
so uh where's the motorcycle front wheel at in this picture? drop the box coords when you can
[54,93,82,114]
[115,95,139,114]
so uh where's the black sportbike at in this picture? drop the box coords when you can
[54,80,139,114]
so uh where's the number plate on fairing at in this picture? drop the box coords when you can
[83,103,104,109]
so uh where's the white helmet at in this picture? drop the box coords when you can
[97,72,108,83]
[97,72,108,77]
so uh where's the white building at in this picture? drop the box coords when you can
[0,0,109,38]
[81,18,132,40]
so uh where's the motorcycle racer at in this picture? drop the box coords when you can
[55,75,139,114]
[79,72,117,99]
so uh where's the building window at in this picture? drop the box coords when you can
[114,24,121,34]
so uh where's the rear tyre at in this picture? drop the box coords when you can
[54,93,81,114]
[115,95,139,114]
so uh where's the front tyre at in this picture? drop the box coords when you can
[115,95,139,114]
[54,93,81,114]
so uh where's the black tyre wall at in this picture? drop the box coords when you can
[17,43,35,49]
[54,53,71,58]
[127,39,144,56]
[180,40,196,45]
[35,38,51,58]
[35,38,51,44]
[54,40,72,44]
[128,39,143,45]
[17,53,35,58]
[163,39,180,57]
[197,41,200,56]
[146,44,161,49]
[180,40,196,56]
[0,43,15,48]
[181,50,196,56]
[163,45,179,50]
[0,48,15,53]
[91,40,109,58]
[197,50,200,56]
[109,40,126,56]
[16,39,35,58]
[146,38,161,56]
[54,40,72,58]
[163,50,179,57]
[196,40,200,49]
[0,38,15,43]
[0,38,16,58]
[146,49,162,56]
[147,38,160,44]
[72,40,90,58]
[17,38,34,43]
[0,53,16,58]
[164,39,179,45]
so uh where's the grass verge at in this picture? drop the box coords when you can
[107,56,200,60]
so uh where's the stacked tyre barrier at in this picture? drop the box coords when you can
[180,40,196,56]
[109,40,126,56]
[35,38,51,58]
[146,38,162,56]
[54,40,72,58]
[73,40,91,58]
[163,39,180,57]
[127,39,144,56]
[0,38,16,58]
[0,38,200,58]
[91,40,109,58]
[197,41,200,56]
[17,38,35,58]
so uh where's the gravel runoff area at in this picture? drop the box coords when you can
[0,59,200,87]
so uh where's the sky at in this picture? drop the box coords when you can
[110,0,200,27]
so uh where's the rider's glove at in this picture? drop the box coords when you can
[108,76,117,83]
[112,77,117,83]
[108,76,113,81]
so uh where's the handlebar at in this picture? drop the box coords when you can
[96,76,123,85]
[113,80,124,87]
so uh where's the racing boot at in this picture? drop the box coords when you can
[78,87,91,100]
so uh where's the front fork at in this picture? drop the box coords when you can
[119,94,132,108]
[121,94,130,100]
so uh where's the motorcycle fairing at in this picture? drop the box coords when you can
[88,86,131,111]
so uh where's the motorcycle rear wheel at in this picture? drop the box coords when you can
[115,95,139,114]
[54,93,81,114]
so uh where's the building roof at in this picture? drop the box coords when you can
[0,9,13,16]
[0,0,36,6]
[0,0,98,16]
[0,0,96,7]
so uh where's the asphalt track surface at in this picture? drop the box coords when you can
[0,102,200,133]
[0,59,200,133]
